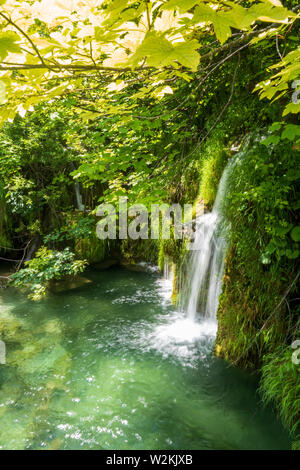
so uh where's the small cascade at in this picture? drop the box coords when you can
[74,182,85,212]
[70,162,85,211]
[180,164,231,323]
[163,258,174,284]
[157,258,174,304]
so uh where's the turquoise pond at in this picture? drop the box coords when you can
[0,266,291,450]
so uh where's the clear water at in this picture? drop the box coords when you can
[0,267,290,450]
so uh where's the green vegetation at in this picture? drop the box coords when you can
[216,130,299,365]
[260,347,300,449]
[9,247,87,300]
[0,0,299,450]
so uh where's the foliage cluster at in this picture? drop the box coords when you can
[9,247,87,300]
[225,126,300,265]
[0,0,298,124]
[260,346,300,448]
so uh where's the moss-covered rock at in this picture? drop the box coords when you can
[75,234,113,264]
[121,238,159,265]
[215,246,290,369]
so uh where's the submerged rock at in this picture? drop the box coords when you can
[49,276,92,293]
[19,344,71,386]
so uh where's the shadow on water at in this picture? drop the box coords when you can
[0,266,291,450]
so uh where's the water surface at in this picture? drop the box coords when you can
[0,267,290,450]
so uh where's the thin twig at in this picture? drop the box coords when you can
[16,239,32,272]
[0,244,28,251]
[0,22,285,74]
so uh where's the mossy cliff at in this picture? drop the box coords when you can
[154,131,300,448]
[208,135,299,447]
[215,246,299,447]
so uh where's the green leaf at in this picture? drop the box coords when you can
[172,40,200,71]
[0,32,21,60]
[193,4,215,23]
[274,223,293,236]
[127,32,173,69]
[269,122,282,132]
[213,17,232,44]
[262,135,280,146]
[248,4,293,23]
[220,5,252,30]
[127,32,200,71]
[261,253,271,264]
[286,249,299,259]
[290,226,300,242]
[283,102,300,116]
[162,0,200,13]
[194,5,232,44]
[281,124,300,141]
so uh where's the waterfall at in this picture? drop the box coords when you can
[163,258,174,283]
[180,165,230,322]
[157,258,174,304]
[69,162,85,211]
[74,182,85,212]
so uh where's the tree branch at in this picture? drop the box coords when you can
[0,22,286,74]
[0,11,46,66]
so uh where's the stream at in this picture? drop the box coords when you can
[0,266,290,450]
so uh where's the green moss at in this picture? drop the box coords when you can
[158,242,164,273]
[75,234,115,264]
[121,238,159,265]
[158,236,188,304]
[215,246,290,369]
[199,151,228,209]
[197,133,229,209]
[171,262,179,304]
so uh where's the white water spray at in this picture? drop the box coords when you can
[163,258,174,284]
[157,258,174,304]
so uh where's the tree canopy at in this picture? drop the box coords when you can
[0,0,299,126]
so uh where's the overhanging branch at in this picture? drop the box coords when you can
[0,22,286,74]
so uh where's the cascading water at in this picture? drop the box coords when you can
[156,258,174,304]
[74,182,85,212]
[70,162,85,211]
[180,164,231,324]
[163,258,174,284]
